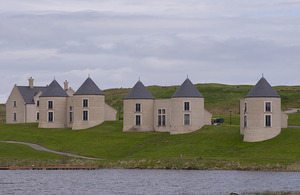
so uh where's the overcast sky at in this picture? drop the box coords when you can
[1,0,300,103]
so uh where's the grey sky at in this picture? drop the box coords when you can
[1,0,300,103]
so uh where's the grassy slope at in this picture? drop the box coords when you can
[1,83,300,169]
[0,104,5,124]
[104,83,300,115]
[0,114,299,169]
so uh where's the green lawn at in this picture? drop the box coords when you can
[1,82,300,169]
[0,113,300,170]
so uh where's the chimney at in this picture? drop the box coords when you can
[28,77,34,88]
[64,80,69,90]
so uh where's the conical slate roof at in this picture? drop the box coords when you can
[74,77,104,95]
[245,77,280,98]
[124,80,154,99]
[40,80,69,97]
[172,78,203,98]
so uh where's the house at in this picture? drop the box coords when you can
[123,78,212,134]
[240,77,288,142]
[6,77,117,130]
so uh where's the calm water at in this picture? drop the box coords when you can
[0,169,299,195]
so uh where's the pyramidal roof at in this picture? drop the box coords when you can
[40,80,69,97]
[74,77,104,95]
[124,80,154,99]
[245,77,280,98]
[172,78,203,98]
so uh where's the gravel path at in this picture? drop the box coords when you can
[0,141,103,160]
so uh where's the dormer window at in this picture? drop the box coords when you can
[265,102,271,112]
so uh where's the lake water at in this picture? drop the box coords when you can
[0,169,299,195]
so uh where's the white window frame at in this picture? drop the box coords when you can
[264,114,272,127]
[83,98,89,108]
[135,114,142,126]
[48,100,53,110]
[83,110,89,121]
[264,101,272,112]
[183,101,191,111]
[135,103,141,112]
[48,111,54,122]
[158,108,166,126]
[183,113,191,125]
[69,106,74,123]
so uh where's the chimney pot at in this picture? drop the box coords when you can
[64,80,69,91]
[28,77,34,88]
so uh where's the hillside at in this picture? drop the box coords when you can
[1,83,300,121]
[0,114,300,170]
[104,83,300,115]
[0,104,5,124]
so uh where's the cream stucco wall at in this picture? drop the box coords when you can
[240,97,285,142]
[170,97,206,134]
[6,85,26,124]
[38,97,67,128]
[104,103,117,121]
[71,95,105,130]
[154,99,171,132]
[123,99,154,132]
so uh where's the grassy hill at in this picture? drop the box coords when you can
[1,83,300,170]
[104,83,300,115]
[0,113,300,170]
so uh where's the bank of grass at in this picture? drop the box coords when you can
[0,104,5,124]
[0,113,300,170]
[103,84,300,115]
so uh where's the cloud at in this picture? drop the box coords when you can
[1,1,300,103]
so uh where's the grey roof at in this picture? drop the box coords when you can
[246,77,280,98]
[17,86,47,104]
[172,78,203,98]
[124,80,155,99]
[74,77,104,95]
[40,80,69,97]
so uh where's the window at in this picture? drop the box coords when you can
[244,115,247,128]
[265,102,271,112]
[184,102,190,111]
[184,114,190,125]
[83,99,88,108]
[48,101,53,109]
[37,100,39,107]
[244,102,247,114]
[48,112,54,122]
[13,101,17,107]
[136,103,141,112]
[83,110,88,121]
[69,106,73,122]
[158,109,166,126]
[13,113,17,121]
[265,115,271,127]
[135,115,141,126]
[37,112,39,121]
